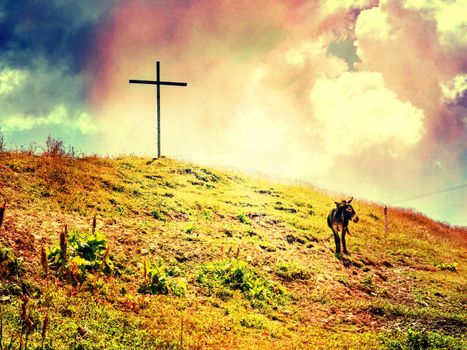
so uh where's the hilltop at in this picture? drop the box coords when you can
[0,150,466,349]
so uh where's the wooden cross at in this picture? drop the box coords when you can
[129,61,187,158]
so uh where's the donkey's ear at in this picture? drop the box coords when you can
[334,201,340,206]
[347,197,353,203]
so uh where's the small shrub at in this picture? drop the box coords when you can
[138,259,186,297]
[381,328,466,350]
[48,229,119,283]
[275,261,310,281]
[434,262,458,272]
[240,313,267,329]
[196,259,286,308]
[44,134,65,157]
[0,246,22,279]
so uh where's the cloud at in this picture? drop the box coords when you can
[355,6,390,40]
[0,0,116,147]
[2,104,96,135]
[403,0,467,46]
[310,71,425,158]
[441,73,467,101]
[0,67,27,95]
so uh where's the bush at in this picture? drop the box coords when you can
[196,259,286,308]
[434,262,458,272]
[0,246,22,279]
[381,328,466,350]
[275,261,310,281]
[138,259,187,297]
[44,134,65,157]
[240,313,267,329]
[48,229,119,283]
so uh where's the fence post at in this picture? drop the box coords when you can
[384,206,388,235]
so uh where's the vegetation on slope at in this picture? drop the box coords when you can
[0,141,465,349]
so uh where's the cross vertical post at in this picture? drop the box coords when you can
[156,61,161,158]
[129,61,187,158]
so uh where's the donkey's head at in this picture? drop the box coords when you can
[334,197,359,223]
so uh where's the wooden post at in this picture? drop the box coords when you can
[384,206,388,235]
[156,61,161,158]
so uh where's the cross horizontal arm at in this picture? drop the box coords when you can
[129,79,187,86]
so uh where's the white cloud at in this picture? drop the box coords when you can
[440,73,467,101]
[2,104,97,135]
[285,41,324,68]
[404,0,467,46]
[310,71,425,156]
[355,6,390,40]
[0,68,27,95]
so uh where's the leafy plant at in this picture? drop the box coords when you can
[138,259,187,297]
[240,313,267,329]
[434,262,458,272]
[196,259,286,308]
[381,328,466,350]
[275,261,310,281]
[48,228,119,283]
[0,245,22,279]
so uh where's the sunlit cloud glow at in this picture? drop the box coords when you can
[311,71,425,157]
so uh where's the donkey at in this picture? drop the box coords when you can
[327,197,359,255]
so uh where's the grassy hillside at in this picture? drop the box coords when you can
[0,151,465,349]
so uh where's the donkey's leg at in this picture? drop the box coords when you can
[342,228,349,255]
[332,230,341,254]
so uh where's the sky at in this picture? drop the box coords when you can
[0,0,466,225]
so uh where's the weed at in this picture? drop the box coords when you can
[44,135,65,157]
[138,259,187,297]
[381,327,466,350]
[275,261,310,281]
[48,228,119,283]
[240,313,267,329]
[196,259,286,308]
[0,245,22,279]
[434,262,458,272]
